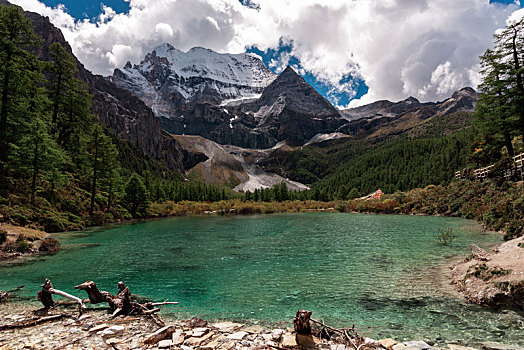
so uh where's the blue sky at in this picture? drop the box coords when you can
[34,0,523,106]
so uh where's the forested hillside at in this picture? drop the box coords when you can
[0,5,234,231]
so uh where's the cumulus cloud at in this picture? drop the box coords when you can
[10,0,522,107]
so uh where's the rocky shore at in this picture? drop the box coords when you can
[1,301,524,350]
[451,236,524,310]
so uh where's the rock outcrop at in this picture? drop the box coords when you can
[452,236,524,310]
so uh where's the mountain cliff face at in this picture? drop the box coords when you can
[14,5,200,173]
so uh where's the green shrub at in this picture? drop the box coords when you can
[437,228,456,245]
[2,241,16,253]
[335,203,347,212]
[15,235,32,253]
[0,229,7,245]
[39,238,60,253]
[505,219,524,240]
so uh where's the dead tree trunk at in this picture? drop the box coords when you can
[111,284,133,317]
[294,310,316,349]
[37,279,85,312]
[37,279,55,309]
[74,281,113,304]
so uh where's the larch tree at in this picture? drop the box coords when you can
[0,5,40,194]
[475,17,524,161]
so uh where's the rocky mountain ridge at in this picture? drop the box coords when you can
[339,87,479,139]
[111,43,479,150]
[111,46,346,148]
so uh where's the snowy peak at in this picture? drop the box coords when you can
[140,43,275,88]
[110,43,277,118]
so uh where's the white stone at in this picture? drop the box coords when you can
[227,331,248,340]
[211,322,244,333]
[89,324,109,333]
[448,344,479,350]
[158,339,173,348]
[192,327,209,337]
[331,345,349,350]
[404,341,432,349]
[172,330,185,345]
[271,329,284,342]
[98,325,125,338]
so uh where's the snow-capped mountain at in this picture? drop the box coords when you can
[110,43,276,119]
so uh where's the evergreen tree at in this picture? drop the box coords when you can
[347,188,360,199]
[88,125,120,216]
[124,173,150,216]
[46,42,75,139]
[0,5,40,194]
[475,18,524,159]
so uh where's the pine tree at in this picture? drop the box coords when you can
[88,125,120,216]
[475,18,524,159]
[46,42,75,139]
[0,5,40,194]
[124,173,150,216]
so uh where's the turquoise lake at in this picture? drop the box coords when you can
[1,213,523,345]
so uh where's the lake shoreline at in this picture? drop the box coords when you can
[4,214,520,346]
[1,301,522,350]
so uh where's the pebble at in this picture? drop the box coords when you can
[482,342,524,350]
[98,325,125,337]
[1,303,521,350]
[448,344,479,350]
[282,333,297,347]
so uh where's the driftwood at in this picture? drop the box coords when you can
[0,285,24,303]
[294,310,312,335]
[309,317,372,350]
[471,244,491,261]
[0,314,69,331]
[37,279,176,327]
[293,310,316,349]
[74,280,174,326]
[37,279,85,312]
[74,281,113,304]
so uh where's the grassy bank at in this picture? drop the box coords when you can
[2,179,523,241]
[149,179,524,240]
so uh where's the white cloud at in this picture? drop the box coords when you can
[10,0,522,107]
[155,22,174,38]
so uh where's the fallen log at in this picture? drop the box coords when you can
[43,279,177,324]
[38,279,85,312]
[0,314,68,331]
[0,285,24,303]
